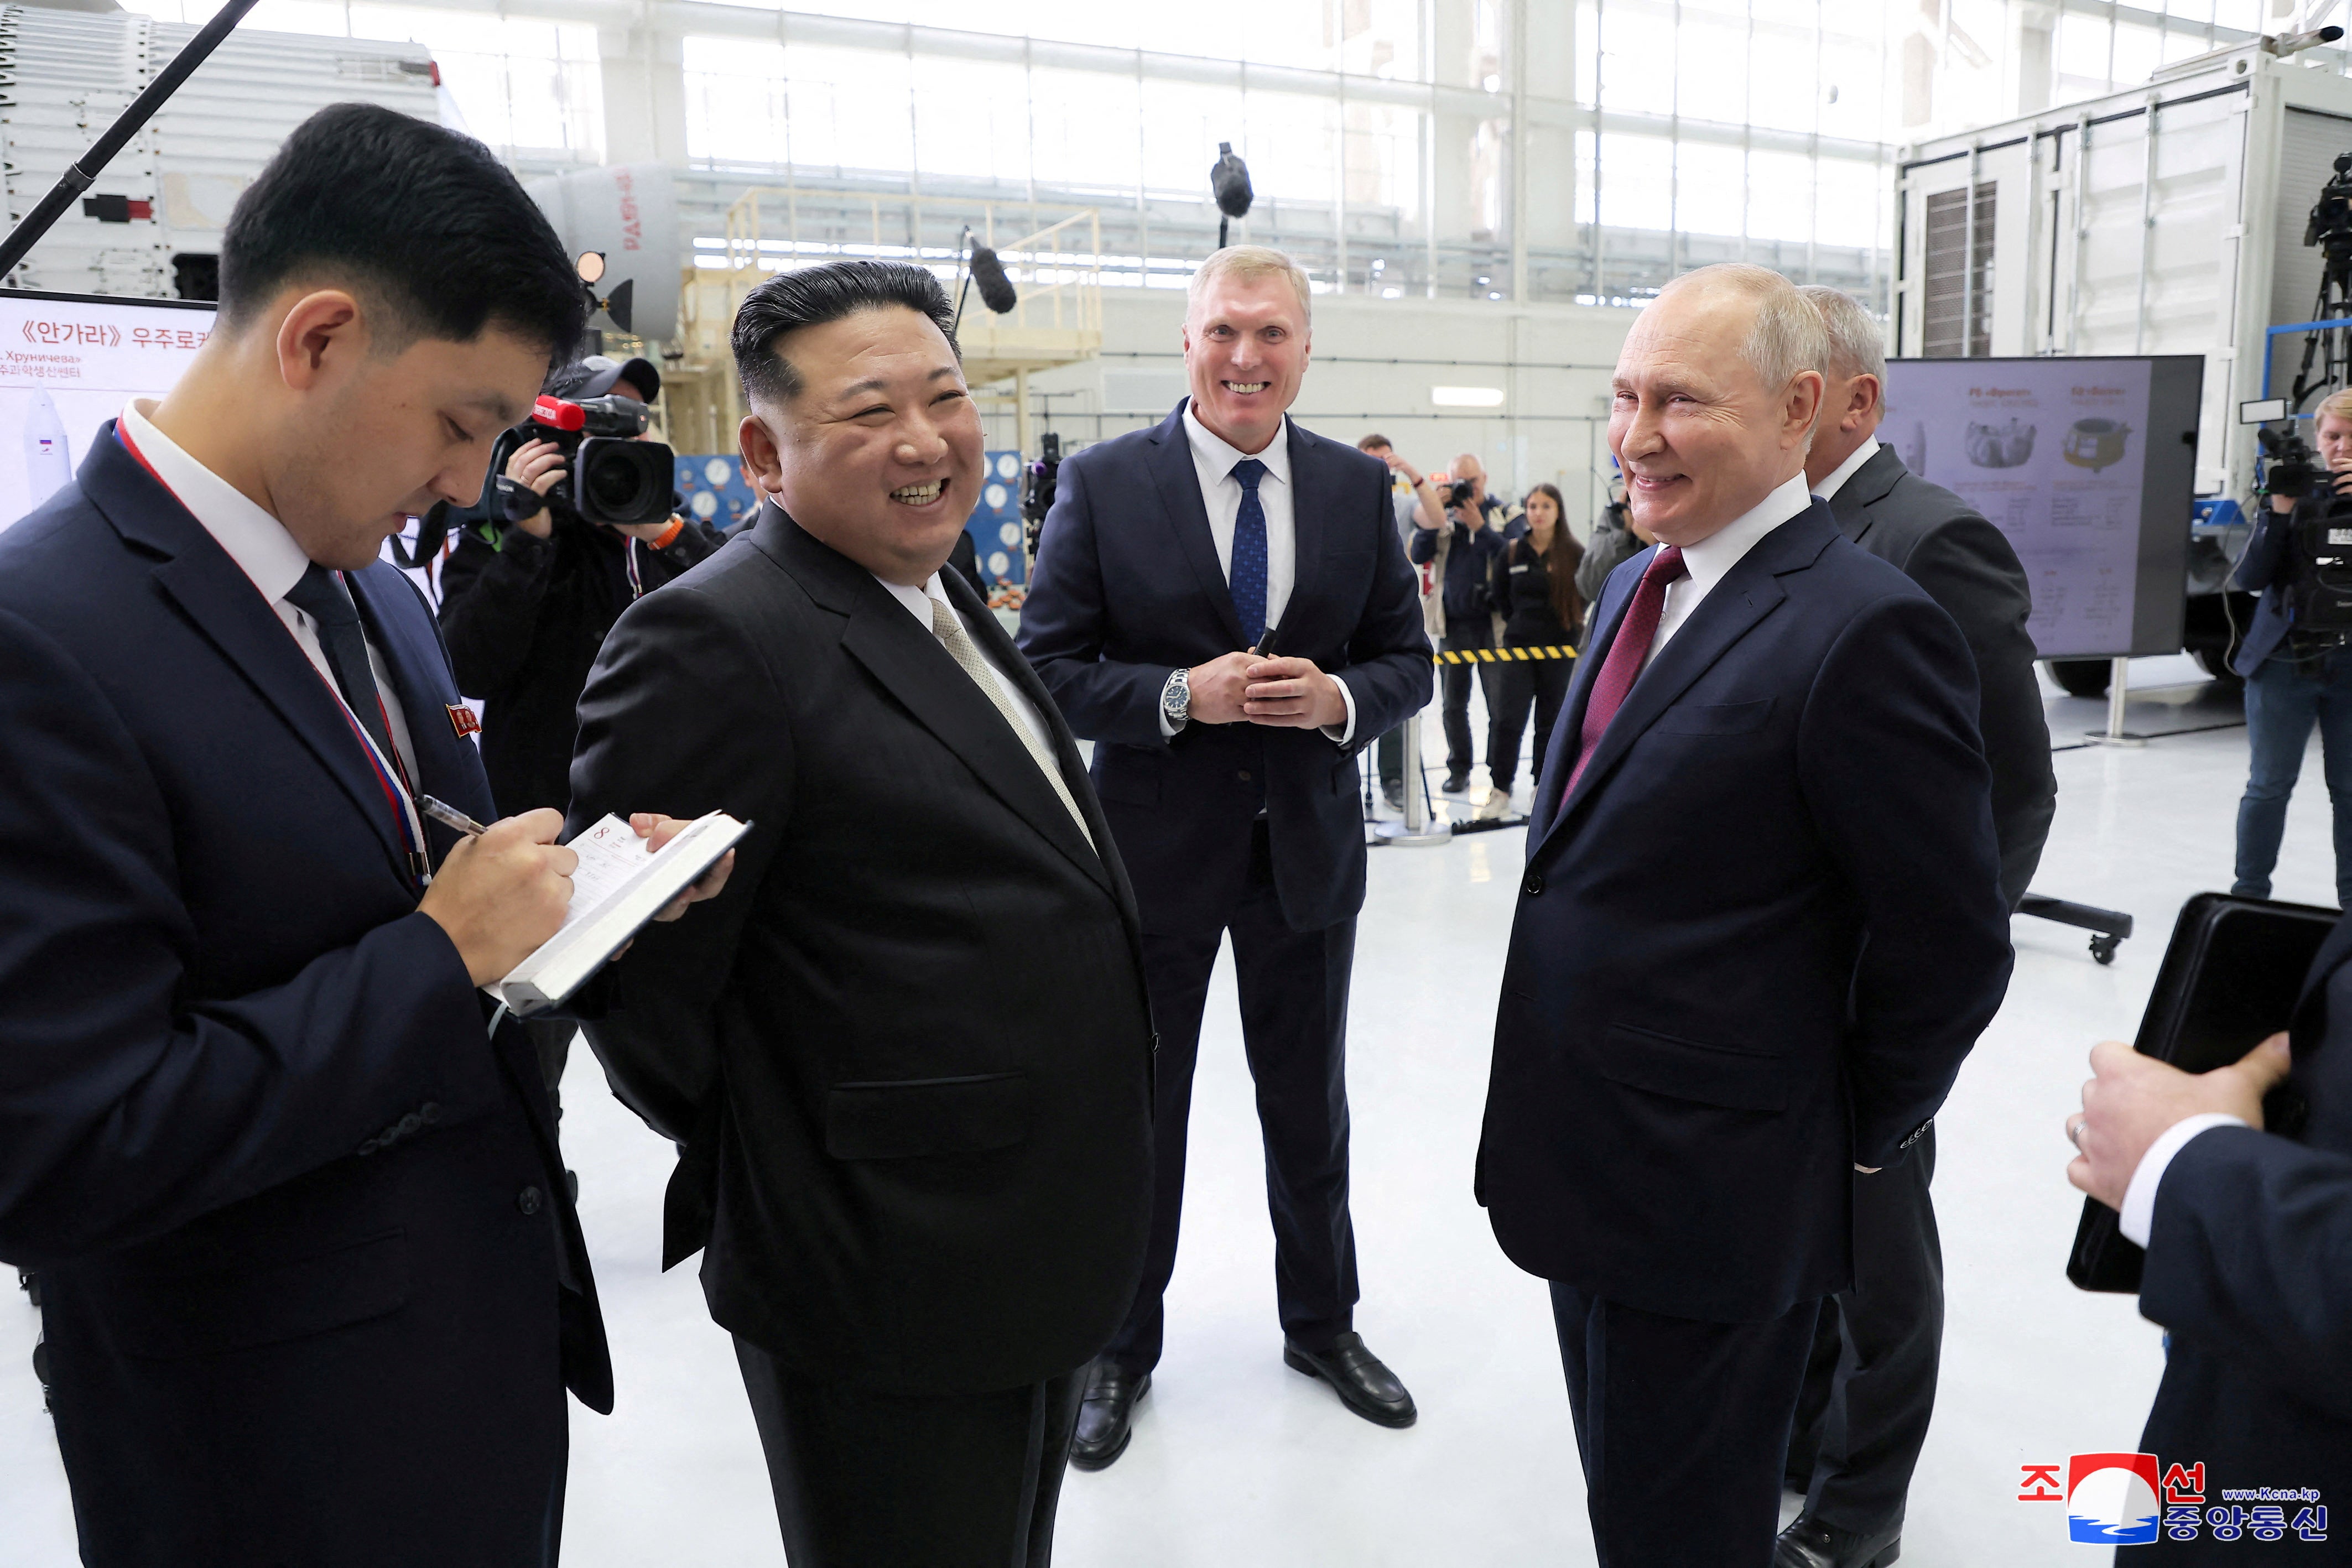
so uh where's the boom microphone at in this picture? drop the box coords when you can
[970,244,1018,315]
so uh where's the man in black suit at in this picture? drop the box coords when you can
[1775,287,2057,1568]
[2067,925,2352,1561]
[1477,263,2014,1566]
[0,105,717,1565]
[568,260,1155,1567]
[1018,245,1432,1467]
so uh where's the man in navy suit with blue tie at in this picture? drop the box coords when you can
[0,106,722,1565]
[1477,264,2014,1566]
[1019,246,1431,1468]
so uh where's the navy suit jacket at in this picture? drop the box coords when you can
[2136,911,2352,1510]
[1477,500,2013,1322]
[0,427,605,1565]
[1018,402,1431,934]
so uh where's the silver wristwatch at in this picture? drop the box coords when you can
[1161,666,1191,729]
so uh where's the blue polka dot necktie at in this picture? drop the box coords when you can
[1229,457,1269,641]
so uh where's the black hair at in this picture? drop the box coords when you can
[731,260,959,406]
[218,102,586,361]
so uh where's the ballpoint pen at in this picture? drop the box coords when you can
[417,794,490,837]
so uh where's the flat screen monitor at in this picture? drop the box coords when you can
[1880,354,2203,660]
[0,288,216,533]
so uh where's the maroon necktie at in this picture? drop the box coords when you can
[1563,545,1688,805]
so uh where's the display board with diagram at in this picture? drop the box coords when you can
[1882,355,2203,660]
[0,290,217,533]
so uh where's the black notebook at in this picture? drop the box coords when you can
[2065,892,2338,1294]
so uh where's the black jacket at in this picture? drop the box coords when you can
[2137,911,2352,1553]
[1481,504,2010,1321]
[1492,534,1582,646]
[1825,445,2056,907]
[1576,502,1644,606]
[1411,517,1508,622]
[1018,402,1433,936]
[439,507,722,816]
[568,504,1155,1394]
[0,429,606,1565]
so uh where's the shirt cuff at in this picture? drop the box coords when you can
[1320,674,1357,746]
[2119,1113,2249,1247]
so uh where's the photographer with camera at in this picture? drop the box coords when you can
[2233,392,2352,910]
[439,354,723,1117]
[1410,454,1512,795]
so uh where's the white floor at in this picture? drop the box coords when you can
[3,657,2340,1566]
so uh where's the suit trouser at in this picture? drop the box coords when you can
[1487,655,1572,792]
[734,1337,1081,1568]
[1785,1124,1942,1533]
[1551,1281,1819,1568]
[1105,820,1360,1374]
[1438,614,1498,777]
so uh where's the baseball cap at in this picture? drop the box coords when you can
[544,353,662,403]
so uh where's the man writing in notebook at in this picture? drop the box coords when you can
[569,259,1154,1567]
[0,105,716,1566]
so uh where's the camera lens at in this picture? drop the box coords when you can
[573,436,675,527]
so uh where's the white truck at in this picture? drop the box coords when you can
[1892,32,2352,691]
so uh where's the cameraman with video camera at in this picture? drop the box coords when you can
[1410,453,1513,795]
[439,353,723,1119]
[2233,390,2352,910]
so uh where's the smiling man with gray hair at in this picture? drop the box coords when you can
[1477,263,2013,1566]
[1774,288,2055,1568]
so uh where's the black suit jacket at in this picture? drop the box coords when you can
[2136,912,2352,1517]
[1478,502,2013,1322]
[0,426,606,1567]
[1827,445,2057,907]
[568,503,1155,1395]
[1017,402,1431,935]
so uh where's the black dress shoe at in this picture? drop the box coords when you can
[1069,1361,1148,1471]
[1282,1331,1416,1428]
[1773,1513,1901,1568]
[1442,772,1470,794]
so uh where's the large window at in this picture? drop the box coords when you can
[129,0,601,164]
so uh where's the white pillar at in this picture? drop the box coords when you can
[599,24,689,167]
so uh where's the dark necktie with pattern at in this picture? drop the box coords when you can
[1229,456,1269,639]
[1563,545,1688,805]
[284,562,400,774]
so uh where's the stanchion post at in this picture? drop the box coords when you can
[2093,653,2146,747]
[1375,711,1451,846]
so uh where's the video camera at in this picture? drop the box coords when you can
[2257,423,2328,502]
[492,394,675,529]
[2255,423,2352,636]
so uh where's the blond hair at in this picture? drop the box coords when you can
[1798,285,1887,416]
[2317,387,2352,429]
[1188,245,1313,325]
[1658,263,1828,395]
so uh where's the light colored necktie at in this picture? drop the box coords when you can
[930,597,1095,848]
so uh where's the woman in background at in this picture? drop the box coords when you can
[1481,482,1586,819]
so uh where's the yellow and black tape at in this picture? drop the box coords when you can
[1434,645,1578,665]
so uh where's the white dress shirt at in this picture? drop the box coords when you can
[877,572,1060,763]
[121,399,425,797]
[2119,1113,2249,1248]
[1812,435,1882,504]
[1646,470,1814,670]
[1170,404,1356,742]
